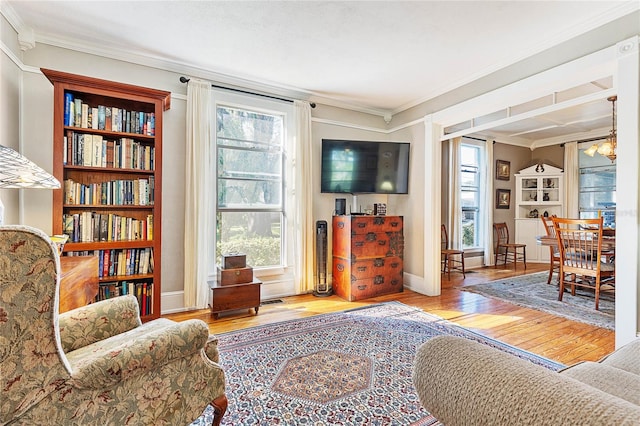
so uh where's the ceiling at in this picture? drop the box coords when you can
[4,1,638,144]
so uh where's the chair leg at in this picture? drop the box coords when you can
[547,250,554,284]
[523,247,527,269]
[211,394,228,426]
[558,274,565,302]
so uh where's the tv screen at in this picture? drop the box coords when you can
[321,139,410,194]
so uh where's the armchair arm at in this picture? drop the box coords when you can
[68,319,210,389]
[59,295,142,353]
[412,335,640,426]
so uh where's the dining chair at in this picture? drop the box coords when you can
[551,216,615,310]
[540,215,560,284]
[493,222,526,270]
[441,224,465,279]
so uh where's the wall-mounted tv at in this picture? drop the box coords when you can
[321,139,410,194]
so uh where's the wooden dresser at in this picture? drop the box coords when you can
[332,215,404,301]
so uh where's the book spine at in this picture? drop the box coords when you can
[64,92,73,126]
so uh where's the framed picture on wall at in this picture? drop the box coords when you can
[496,159,511,181]
[496,189,511,209]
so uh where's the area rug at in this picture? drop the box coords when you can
[191,301,563,425]
[461,272,615,330]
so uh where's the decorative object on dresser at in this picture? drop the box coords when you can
[42,68,170,322]
[0,225,227,426]
[515,163,564,263]
[332,215,404,301]
[210,253,261,319]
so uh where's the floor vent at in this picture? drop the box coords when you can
[261,299,284,305]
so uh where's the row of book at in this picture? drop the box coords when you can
[64,131,155,170]
[66,247,154,278]
[96,280,154,316]
[64,92,155,136]
[63,212,153,243]
[64,177,154,206]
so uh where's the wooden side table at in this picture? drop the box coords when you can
[209,279,262,320]
[59,256,99,313]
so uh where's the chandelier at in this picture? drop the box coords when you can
[584,96,617,162]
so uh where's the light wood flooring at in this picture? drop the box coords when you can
[164,263,615,366]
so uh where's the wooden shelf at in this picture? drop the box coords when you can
[44,68,170,321]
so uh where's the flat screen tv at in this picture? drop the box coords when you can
[321,139,410,194]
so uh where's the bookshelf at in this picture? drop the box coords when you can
[43,68,170,321]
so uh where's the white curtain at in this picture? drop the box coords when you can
[484,139,495,265]
[184,79,213,309]
[293,101,315,293]
[564,142,579,218]
[448,137,462,249]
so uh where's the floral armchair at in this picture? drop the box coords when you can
[0,225,227,425]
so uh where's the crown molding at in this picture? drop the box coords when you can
[27,32,393,120]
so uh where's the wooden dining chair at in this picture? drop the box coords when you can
[493,222,526,270]
[441,224,465,279]
[551,216,615,310]
[541,215,560,284]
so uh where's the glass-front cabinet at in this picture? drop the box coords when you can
[515,164,564,262]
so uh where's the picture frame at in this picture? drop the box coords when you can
[496,159,511,181]
[496,189,511,209]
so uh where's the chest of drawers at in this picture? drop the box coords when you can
[332,215,404,301]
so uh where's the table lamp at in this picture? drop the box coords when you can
[0,144,60,225]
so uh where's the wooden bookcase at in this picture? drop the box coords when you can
[43,68,170,321]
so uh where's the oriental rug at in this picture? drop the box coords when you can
[191,301,562,425]
[461,272,615,330]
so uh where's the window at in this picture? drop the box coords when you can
[215,96,293,269]
[578,148,616,227]
[460,142,484,249]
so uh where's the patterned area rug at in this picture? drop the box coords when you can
[461,272,615,330]
[191,301,563,425]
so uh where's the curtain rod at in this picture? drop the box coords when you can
[179,76,316,108]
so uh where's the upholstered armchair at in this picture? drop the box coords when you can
[0,225,227,425]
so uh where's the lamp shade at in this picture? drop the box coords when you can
[0,145,60,189]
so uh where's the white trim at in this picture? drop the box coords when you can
[433,45,617,128]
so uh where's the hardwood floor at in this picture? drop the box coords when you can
[164,263,614,366]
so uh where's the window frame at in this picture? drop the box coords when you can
[459,139,486,251]
[212,90,295,274]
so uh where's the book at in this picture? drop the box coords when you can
[74,98,82,127]
[91,107,99,129]
[64,92,73,126]
[81,103,89,128]
[98,105,106,130]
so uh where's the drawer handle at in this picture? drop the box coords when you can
[355,242,364,247]
[391,279,400,285]
[378,240,387,246]
[374,258,385,267]
[336,264,344,272]
[357,266,367,272]
[391,221,399,227]
[391,262,399,268]
[374,217,384,225]
[357,285,367,290]
[357,223,366,228]
[366,233,376,241]
[337,222,345,229]
[374,275,384,285]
